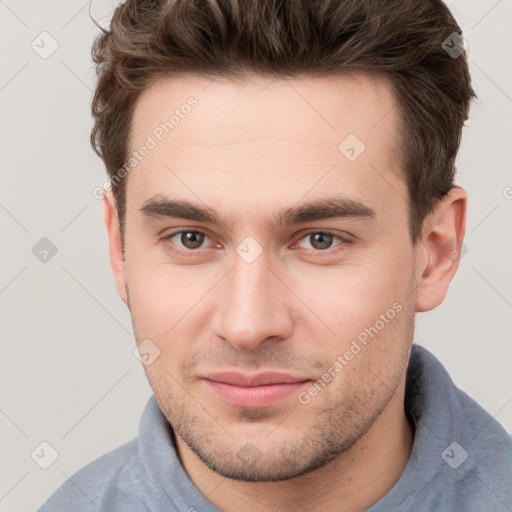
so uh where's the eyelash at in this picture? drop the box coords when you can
[159,229,349,257]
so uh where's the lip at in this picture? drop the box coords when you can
[201,371,311,408]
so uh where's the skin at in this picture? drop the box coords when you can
[103,72,467,511]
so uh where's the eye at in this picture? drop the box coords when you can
[161,229,213,253]
[296,231,344,251]
[159,229,348,257]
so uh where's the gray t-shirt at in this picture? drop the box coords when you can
[38,344,512,511]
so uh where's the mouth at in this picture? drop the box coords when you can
[200,371,312,408]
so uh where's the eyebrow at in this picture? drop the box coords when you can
[139,195,376,228]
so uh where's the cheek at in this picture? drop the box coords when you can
[126,252,216,343]
[125,252,172,336]
[304,252,412,352]
[331,257,408,306]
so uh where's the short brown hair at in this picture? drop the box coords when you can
[90,0,476,249]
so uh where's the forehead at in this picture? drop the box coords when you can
[126,72,405,228]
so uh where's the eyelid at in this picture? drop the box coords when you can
[292,230,348,251]
[158,228,212,256]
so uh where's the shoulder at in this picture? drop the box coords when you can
[37,438,151,512]
[408,345,512,510]
[450,383,512,509]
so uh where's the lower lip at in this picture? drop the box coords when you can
[202,379,310,408]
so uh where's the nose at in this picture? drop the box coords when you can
[210,247,294,351]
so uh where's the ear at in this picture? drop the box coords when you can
[103,188,128,305]
[414,186,467,312]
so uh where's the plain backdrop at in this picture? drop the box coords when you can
[1,1,511,511]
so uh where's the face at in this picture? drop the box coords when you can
[114,72,422,481]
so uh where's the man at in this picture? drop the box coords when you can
[39,0,511,510]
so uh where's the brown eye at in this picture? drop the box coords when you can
[309,233,333,250]
[179,231,206,249]
[162,230,210,252]
[298,231,342,251]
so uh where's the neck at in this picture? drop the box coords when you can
[175,381,414,512]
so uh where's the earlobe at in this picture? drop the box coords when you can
[415,186,467,312]
[103,188,128,305]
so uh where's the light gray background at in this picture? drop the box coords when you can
[1,1,511,511]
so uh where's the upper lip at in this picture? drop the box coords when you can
[203,371,310,387]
